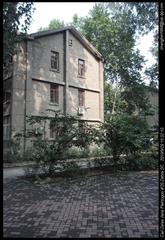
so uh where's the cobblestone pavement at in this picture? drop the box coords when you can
[3,171,158,238]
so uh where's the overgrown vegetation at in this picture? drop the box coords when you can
[4,109,158,179]
[99,114,153,171]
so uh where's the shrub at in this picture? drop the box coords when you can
[62,147,90,159]
[100,114,152,171]
[23,110,99,178]
[127,153,158,171]
[61,161,81,178]
[89,146,108,157]
[3,146,33,163]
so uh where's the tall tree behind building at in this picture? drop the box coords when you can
[3,2,35,65]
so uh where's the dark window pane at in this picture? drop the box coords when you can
[79,90,85,106]
[78,59,85,77]
[51,51,59,71]
[50,84,59,104]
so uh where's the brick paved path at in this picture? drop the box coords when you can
[3,171,158,238]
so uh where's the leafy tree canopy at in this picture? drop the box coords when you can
[106,2,158,35]
[3,2,35,65]
[38,18,65,32]
[71,3,158,115]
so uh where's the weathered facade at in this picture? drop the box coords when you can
[3,27,104,151]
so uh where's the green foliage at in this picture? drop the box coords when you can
[25,111,77,176]
[38,18,65,32]
[70,14,84,31]
[104,82,121,115]
[101,114,151,169]
[62,148,89,159]
[3,2,35,65]
[3,146,33,163]
[75,122,99,149]
[49,19,65,29]
[145,63,158,88]
[89,146,108,158]
[127,153,158,171]
[23,111,98,178]
[70,3,158,115]
[72,3,144,83]
[106,2,158,35]
[61,161,81,178]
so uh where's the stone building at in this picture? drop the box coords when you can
[3,27,104,151]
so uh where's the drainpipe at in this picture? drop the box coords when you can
[23,40,28,155]
[64,30,69,115]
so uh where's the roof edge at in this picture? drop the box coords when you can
[28,26,104,61]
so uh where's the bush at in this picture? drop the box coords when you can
[100,114,152,171]
[89,146,108,157]
[127,153,158,171]
[3,147,33,163]
[23,111,99,178]
[62,147,90,159]
[61,161,81,178]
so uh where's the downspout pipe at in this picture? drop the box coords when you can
[64,30,69,115]
[23,40,28,155]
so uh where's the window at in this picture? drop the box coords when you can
[79,89,85,107]
[78,59,85,77]
[51,51,59,71]
[3,90,11,103]
[50,120,56,139]
[50,84,59,104]
[3,116,10,140]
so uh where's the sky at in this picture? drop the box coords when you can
[28,2,156,69]
[28,2,96,33]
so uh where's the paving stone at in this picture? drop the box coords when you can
[3,171,158,238]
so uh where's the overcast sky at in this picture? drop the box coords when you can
[28,2,96,34]
[28,2,155,68]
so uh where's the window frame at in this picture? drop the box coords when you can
[50,84,59,105]
[78,89,85,107]
[3,90,11,104]
[3,116,11,140]
[78,59,85,77]
[51,51,59,71]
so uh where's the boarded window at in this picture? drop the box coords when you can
[51,51,59,71]
[50,84,59,104]
[78,89,85,107]
[78,59,85,77]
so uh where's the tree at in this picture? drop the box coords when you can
[145,63,158,88]
[19,110,98,177]
[144,38,158,88]
[38,18,65,32]
[3,2,35,65]
[105,2,159,89]
[71,3,159,116]
[69,13,84,31]
[73,4,152,115]
[106,2,158,35]
[101,114,151,171]
[104,82,125,116]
